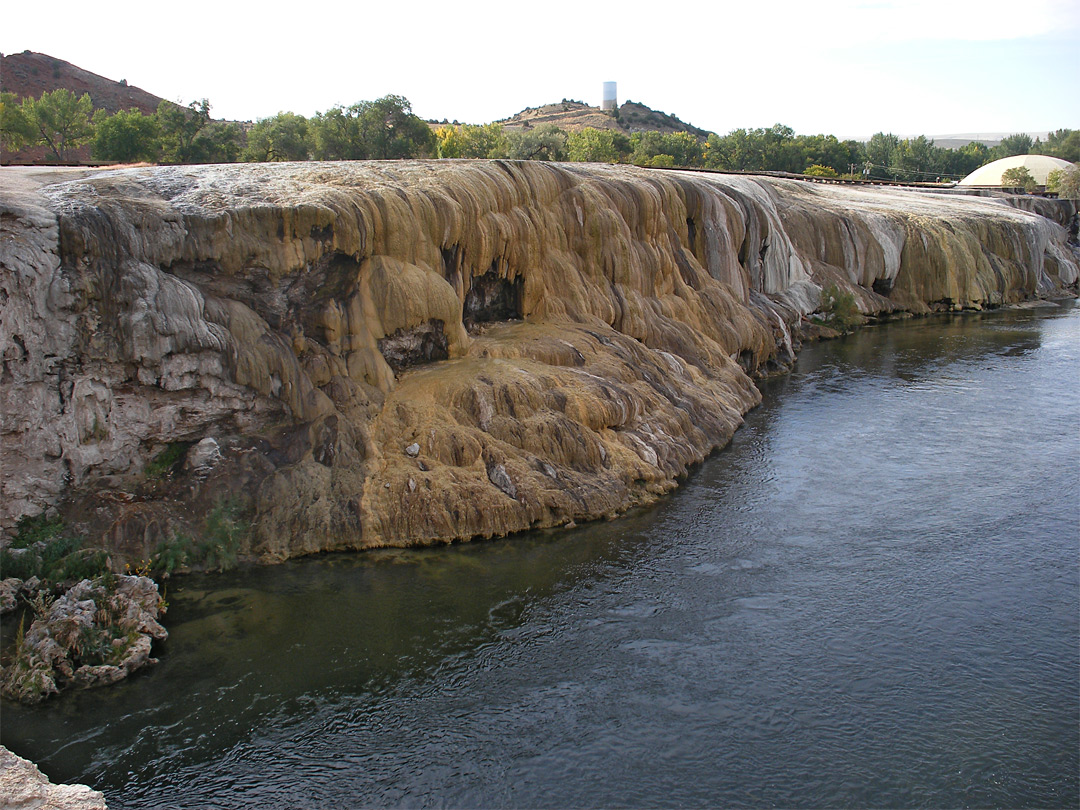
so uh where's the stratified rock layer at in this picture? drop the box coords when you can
[1,162,1077,559]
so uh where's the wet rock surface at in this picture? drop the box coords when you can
[0,162,1076,561]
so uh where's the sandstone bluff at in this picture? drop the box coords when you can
[2,162,1077,562]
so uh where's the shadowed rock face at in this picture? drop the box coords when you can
[1,162,1076,559]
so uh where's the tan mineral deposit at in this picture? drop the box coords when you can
[1,161,1077,564]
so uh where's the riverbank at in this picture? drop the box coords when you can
[2,161,1077,568]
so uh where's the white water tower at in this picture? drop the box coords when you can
[602,82,617,112]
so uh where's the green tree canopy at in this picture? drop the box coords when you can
[864,132,901,179]
[994,133,1034,159]
[1043,129,1079,163]
[157,99,211,163]
[1,91,35,154]
[92,108,160,163]
[242,112,310,162]
[157,99,243,164]
[20,88,95,162]
[436,122,508,159]
[1046,164,1079,199]
[630,131,703,168]
[311,95,434,160]
[505,124,568,161]
[567,128,629,163]
[1000,165,1037,191]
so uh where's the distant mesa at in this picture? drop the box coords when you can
[958,154,1072,186]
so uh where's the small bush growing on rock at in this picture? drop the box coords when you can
[818,284,863,333]
[0,516,109,587]
[199,499,249,572]
[144,442,192,479]
[7,514,65,548]
[149,534,196,578]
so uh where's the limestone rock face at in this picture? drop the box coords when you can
[0,746,107,810]
[1,162,1076,560]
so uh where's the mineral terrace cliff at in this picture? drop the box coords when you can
[2,162,1077,562]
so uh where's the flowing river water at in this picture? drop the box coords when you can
[2,303,1078,809]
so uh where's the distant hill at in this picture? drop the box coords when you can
[1,51,168,164]
[497,99,712,139]
[1,50,165,114]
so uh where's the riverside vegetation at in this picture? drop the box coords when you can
[0,500,246,703]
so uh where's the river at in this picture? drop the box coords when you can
[3,303,1078,809]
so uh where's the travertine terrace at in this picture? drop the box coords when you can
[2,161,1076,560]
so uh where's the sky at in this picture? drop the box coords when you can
[2,0,1077,139]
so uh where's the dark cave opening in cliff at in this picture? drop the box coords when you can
[463,266,524,329]
[378,319,450,372]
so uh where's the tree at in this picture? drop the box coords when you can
[20,89,94,162]
[355,95,435,159]
[435,125,466,158]
[994,133,1033,159]
[941,141,990,180]
[804,164,839,177]
[310,105,362,160]
[157,99,243,164]
[1043,129,1079,163]
[505,124,568,161]
[567,128,626,163]
[157,99,211,163]
[310,95,434,160]
[436,122,507,159]
[1000,166,1036,192]
[1,91,35,154]
[630,131,704,168]
[92,108,160,163]
[242,112,310,162]
[1046,164,1080,199]
[894,135,942,182]
[198,121,245,163]
[864,132,900,180]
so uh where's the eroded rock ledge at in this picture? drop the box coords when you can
[1,162,1077,561]
[0,745,107,810]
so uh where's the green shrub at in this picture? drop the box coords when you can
[50,549,110,583]
[0,517,108,585]
[0,548,39,580]
[145,442,192,479]
[9,514,65,549]
[819,284,862,332]
[199,499,249,572]
[151,533,196,578]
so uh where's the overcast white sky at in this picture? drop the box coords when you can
[3,0,1077,138]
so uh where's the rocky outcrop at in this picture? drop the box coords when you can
[0,575,167,703]
[1,162,1077,561]
[0,746,106,810]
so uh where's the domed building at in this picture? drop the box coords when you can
[959,154,1072,186]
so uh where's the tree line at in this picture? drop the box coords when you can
[2,88,1077,196]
